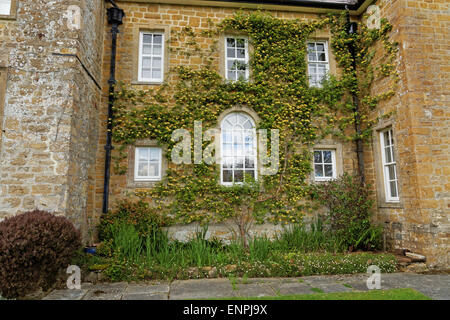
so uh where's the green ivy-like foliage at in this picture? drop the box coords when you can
[110,11,398,226]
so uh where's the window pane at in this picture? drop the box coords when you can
[138,162,148,176]
[223,144,232,157]
[245,144,253,156]
[222,131,232,143]
[323,151,332,163]
[244,133,254,144]
[143,45,152,55]
[223,157,233,169]
[138,148,149,161]
[234,170,244,182]
[236,39,245,48]
[142,57,151,68]
[152,57,162,68]
[153,34,163,44]
[245,170,255,180]
[318,52,326,61]
[153,45,162,55]
[237,48,246,58]
[143,34,152,44]
[314,151,322,163]
[152,69,162,79]
[223,170,232,183]
[227,70,236,80]
[149,148,160,161]
[316,43,325,51]
[228,114,238,125]
[308,52,316,61]
[0,0,11,15]
[142,69,151,78]
[390,181,398,197]
[227,38,235,48]
[324,165,333,177]
[236,61,246,71]
[234,143,244,156]
[149,163,159,177]
[307,43,315,50]
[384,131,390,147]
[227,48,235,58]
[237,71,246,81]
[314,164,324,177]
[233,130,243,144]
[385,146,392,163]
[235,157,244,168]
[243,120,253,129]
[388,164,396,180]
[245,157,255,168]
[318,64,327,74]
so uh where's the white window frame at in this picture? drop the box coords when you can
[134,147,162,181]
[138,31,165,83]
[307,41,329,88]
[313,149,337,181]
[380,128,399,202]
[225,36,249,82]
[220,112,257,186]
[0,0,12,16]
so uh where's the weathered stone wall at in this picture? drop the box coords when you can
[363,0,449,267]
[92,1,358,240]
[0,0,104,241]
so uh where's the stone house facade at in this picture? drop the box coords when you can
[0,0,448,268]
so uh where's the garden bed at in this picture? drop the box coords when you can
[75,236,398,283]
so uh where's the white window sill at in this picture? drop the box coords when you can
[134,178,161,182]
[314,178,335,182]
[132,80,164,85]
[0,14,15,20]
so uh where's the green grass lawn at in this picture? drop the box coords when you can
[214,288,431,300]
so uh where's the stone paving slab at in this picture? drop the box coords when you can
[270,282,315,295]
[169,278,237,300]
[126,282,170,295]
[123,293,169,300]
[43,289,88,300]
[41,273,450,300]
[231,283,277,298]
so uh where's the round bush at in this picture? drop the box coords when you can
[0,210,81,299]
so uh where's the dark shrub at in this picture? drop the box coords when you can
[311,173,382,251]
[98,200,167,241]
[0,210,81,299]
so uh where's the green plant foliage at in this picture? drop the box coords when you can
[84,227,397,281]
[310,173,383,251]
[98,199,168,241]
[110,11,398,226]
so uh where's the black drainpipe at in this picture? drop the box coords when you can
[103,1,125,214]
[346,7,365,184]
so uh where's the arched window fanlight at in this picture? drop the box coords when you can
[221,112,257,185]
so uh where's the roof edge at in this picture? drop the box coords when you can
[116,0,375,16]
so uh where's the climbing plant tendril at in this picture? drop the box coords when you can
[109,11,399,226]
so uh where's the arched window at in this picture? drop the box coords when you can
[221,112,257,185]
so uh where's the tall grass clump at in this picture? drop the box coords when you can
[274,219,346,253]
[248,235,272,262]
[110,223,143,263]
